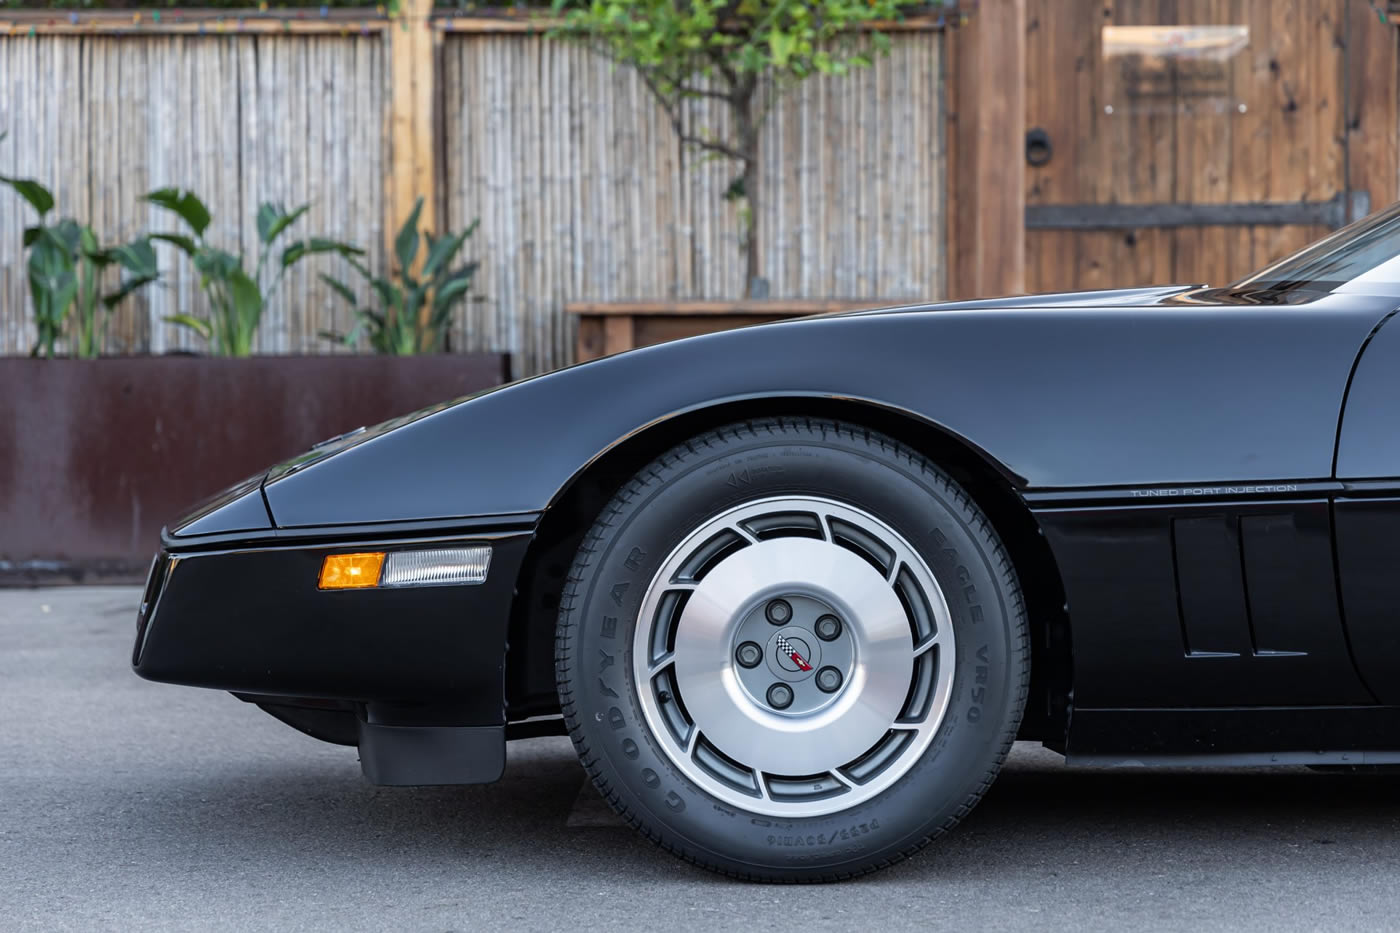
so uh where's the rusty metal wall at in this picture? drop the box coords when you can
[0,355,507,581]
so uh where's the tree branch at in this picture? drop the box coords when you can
[634,67,745,162]
[673,83,734,103]
[677,134,748,163]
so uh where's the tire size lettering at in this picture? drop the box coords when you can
[766,819,881,847]
[967,644,990,722]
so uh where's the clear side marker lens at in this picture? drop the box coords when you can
[381,546,492,588]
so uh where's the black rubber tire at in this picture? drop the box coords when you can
[555,417,1029,882]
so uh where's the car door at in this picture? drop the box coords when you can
[1334,309,1400,704]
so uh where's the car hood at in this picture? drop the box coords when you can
[169,281,1397,538]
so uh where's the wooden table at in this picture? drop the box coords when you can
[567,299,897,363]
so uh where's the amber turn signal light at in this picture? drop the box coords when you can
[318,552,386,590]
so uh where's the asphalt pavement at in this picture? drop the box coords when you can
[3,585,1400,932]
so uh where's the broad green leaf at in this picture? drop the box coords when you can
[144,188,211,236]
[394,198,424,275]
[149,232,199,257]
[227,269,264,357]
[47,218,84,254]
[257,202,311,246]
[0,175,54,217]
[431,262,478,311]
[102,239,160,309]
[194,247,242,281]
[109,239,159,279]
[318,273,359,307]
[164,313,214,340]
[282,237,363,268]
[77,225,101,257]
[421,230,468,281]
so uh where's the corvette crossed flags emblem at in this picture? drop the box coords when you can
[774,633,814,672]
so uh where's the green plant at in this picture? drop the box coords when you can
[0,167,158,358]
[146,188,362,357]
[321,198,479,355]
[551,0,922,296]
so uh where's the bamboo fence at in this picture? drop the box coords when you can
[0,17,946,375]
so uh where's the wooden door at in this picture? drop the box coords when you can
[1024,0,1396,293]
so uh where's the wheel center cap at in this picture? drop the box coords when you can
[768,629,819,678]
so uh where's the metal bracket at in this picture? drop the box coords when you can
[1026,190,1370,231]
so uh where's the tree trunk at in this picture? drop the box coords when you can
[735,87,760,298]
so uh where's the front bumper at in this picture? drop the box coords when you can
[132,526,532,712]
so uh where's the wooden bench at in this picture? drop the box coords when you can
[567,299,896,363]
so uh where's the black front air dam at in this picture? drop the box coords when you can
[133,531,531,713]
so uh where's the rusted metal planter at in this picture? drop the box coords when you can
[0,354,508,584]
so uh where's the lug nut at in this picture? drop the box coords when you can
[815,614,842,641]
[735,641,763,668]
[766,682,794,710]
[765,599,793,625]
[816,666,843,693]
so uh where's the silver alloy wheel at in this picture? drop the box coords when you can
[633,496,956,817]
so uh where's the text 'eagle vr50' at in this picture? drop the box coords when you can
[135,204,1400,881]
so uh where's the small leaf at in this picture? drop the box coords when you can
[319,273,360,307]
[433,261,478,309]
[194,248,242,280]
[257,202,311,246]
[150,232,199,257]
[109,238,159,279]
[164,313,214,339]
[394,198,424,274]
[282,237,363,268]
[421,229,468,281]
[144,188,211,236]
[0,175,55,217]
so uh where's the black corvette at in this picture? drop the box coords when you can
[136,204,1400,881]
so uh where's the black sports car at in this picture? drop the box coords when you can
[136,203,1400,882]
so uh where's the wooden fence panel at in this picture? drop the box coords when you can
[0,34,386,356]
[441,32,946,377]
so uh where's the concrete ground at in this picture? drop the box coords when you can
[3,586,1399,932]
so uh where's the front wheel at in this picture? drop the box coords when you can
[556,418,1028,881]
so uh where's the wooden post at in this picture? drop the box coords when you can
[385,0,439,260]
[946,0,1027,300]
[1345,1,1398,220]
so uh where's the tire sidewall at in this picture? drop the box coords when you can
[563,424,1024,877]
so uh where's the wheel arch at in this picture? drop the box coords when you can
[505,396,1071,746]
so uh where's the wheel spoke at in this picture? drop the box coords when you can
[685,727,700,757]
[648,652,675,677]
[913,632,943,658]
[753,769,770,801]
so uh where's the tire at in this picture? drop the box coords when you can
[555,417,1029,881]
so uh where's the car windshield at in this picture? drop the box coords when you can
[1233,201,1400,297]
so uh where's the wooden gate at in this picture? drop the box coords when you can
[1024,0,1397,293]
